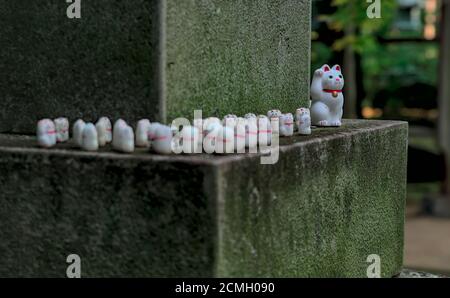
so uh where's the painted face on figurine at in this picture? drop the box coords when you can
[244,113,257,119]
[279,113,294,137]
[321,65,344,96]
[296,108,312,135]
[54,117,69,143]
[223,114,238,127]
[267,109,282,120]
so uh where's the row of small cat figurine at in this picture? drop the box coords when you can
[36,108,312,154]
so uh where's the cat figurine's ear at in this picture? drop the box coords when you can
[322,64,331,72]
[332,65,341,72]
[314,64,331,77]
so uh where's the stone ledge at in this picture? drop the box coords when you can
[0,119,405,164]
[0,120,408,277]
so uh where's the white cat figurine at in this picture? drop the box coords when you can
[257,115,272,147]
[245,117,258,150]
[37,119,57,148]
[279,113,294,137]
[223,114,238,127]
[296,108,312,135]
[112,119,135,153]
[54,117,69,143]
[267,109,282,120]
[95,117,112,147]
[267,109,282,134]
[244,113,256,120]
[310,64,344,127]
[203,121,222,154]
[180,125,200,154]
[135,119,151,148]
[81,123,99,151]
[152,124,173,154]
[234,118,247,153]
[215,125,234,154]
[73,119,86,147]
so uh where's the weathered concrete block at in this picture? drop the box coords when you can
[0,0,311,134]
[0,0,162,134]
[165,0,311,121]
[0,120,407,277]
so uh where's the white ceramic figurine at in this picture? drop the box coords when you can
[245,116,258,150]
[136,119,151,148]
[37,119,57,148]
[244,113,256,120]
[152,124,173,154]
[172,125,199,154]
[81,123,99,151]
[147,122,162,145]
[267,109,282,120]
[310,64,344,127]
[73,119,86,147]
[257,115,272,147]
[296,108,312,135]
[95,117,112,147]
[112,119,135,153]
[279,113,294,137]
[234,118,247,152]
[223,114,238,127]
[193,118,204,149]
[203,120,222,154]
[54,117,69,143]
[267,110,281,134]
[216,125,234,154]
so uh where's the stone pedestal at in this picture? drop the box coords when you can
[0,120,407,277]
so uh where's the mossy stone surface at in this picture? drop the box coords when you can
[217,120,407,277]
[165,0,311,121]
[0,0,162,134]
[0,0,310,133]
[0,120,406,277]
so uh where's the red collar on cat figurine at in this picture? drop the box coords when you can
[323,89,342,98]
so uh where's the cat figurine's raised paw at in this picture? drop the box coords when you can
[310,64,344,127]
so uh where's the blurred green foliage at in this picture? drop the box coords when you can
[312,0,439,111]
[312,0,397,69]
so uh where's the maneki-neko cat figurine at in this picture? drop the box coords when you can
[310,64,344,127]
